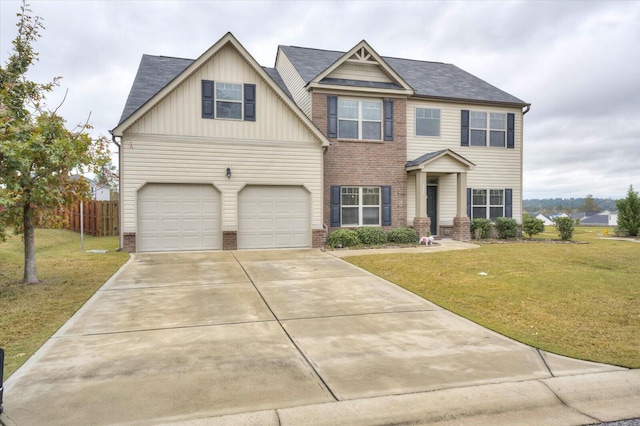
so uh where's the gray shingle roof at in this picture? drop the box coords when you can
[405,150,447,167]
[263,67,292,99]
[279,45,527,106]
[118,55,193,125]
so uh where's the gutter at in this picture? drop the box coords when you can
[109,131,123,252]
[523,105,531,115]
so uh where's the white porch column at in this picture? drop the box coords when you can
[457,172,468,217]
[415,171,427,217]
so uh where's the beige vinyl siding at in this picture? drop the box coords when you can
[407,100,524,222]
[407,173,458,226]
[326,62,393,83]
[121,135,323,233]
[275,49,312,117]
[126,45,316,144]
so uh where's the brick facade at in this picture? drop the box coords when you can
[313,93,407,234]
[222,231,237,250]
[412,217,432,239]
[453,216,472,241]
[312,228,327,248]
[123,232,136,253]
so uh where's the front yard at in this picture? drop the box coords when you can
[0,229,130,379]
[345,227,640,368]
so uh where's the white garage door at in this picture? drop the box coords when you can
[137,184,221,252]
[238,186,310,249]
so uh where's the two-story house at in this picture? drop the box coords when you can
[112,33,528,252]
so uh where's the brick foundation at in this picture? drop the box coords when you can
[413,217,432,239]
[312,228,326,248]
[223,231,237,250]
[453,216,472,241]
[123,232,136,253]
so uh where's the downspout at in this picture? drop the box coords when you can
[110,131,123,251]
[523,104,531,115]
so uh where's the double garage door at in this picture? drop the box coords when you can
[137,184,310,252]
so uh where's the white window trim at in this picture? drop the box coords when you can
[415,107,441,137]
[338,98,383,141]
[215,82,243,120]
[472,189,505,220]
[469,110,508,148]
[341,186,381,226]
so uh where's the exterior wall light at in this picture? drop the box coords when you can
[226,167,232,179]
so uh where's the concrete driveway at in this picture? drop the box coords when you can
[2,248,639,425]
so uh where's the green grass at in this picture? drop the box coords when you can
[0,229,130,380]
[345,227,640,368]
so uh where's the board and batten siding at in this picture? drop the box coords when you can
[275,48,312,118]
[126,45,316,144]
[121,135,323,233]
[406,99,524,223]
[326,62,393,83]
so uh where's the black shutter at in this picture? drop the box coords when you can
[381,186,392,226]
[328,95,338,138]
[330,185,341,227]
[507,113,515,149]
[244,84,256,121]
[461,110,469,146]
[384,100,394,141]
[467,188,472,218]
[505,188,513,218]
[202,80,214,119]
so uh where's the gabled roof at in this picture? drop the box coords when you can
[112,33,329,146]
[405,149,475,171]
[307,40,413,95]
[279,45,528,106]
[117,55,193,125]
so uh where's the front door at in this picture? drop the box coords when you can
[427,185,437,235]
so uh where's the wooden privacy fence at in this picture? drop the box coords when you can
[46,200,119,237]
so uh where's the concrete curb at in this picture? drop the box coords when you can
[157,370,640,425]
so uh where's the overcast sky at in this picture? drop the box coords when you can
[1,0,638,199]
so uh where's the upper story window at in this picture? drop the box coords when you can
[462,110,514,149]
[202,80,256,121]
[415,107,440,137]
[469,111,507,147]
[216,83,243,119]
[338,99,382,140]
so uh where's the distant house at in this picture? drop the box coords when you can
[535,214,553,226]
[88,179,110,201]
[579,210,618,226]
[70,175,110,201]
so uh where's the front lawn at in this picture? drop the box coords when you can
[0,229,130,379]
[345,227,640,368]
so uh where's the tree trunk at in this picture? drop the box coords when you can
[23,202,38,284]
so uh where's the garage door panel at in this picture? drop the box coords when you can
[238,186,310,249]
[138,184,221,252]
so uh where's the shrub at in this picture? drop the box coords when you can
[471,218,491,239]
[522,217,545,239]
[328,229,360,248]
[355,227,387,245]
[554,216,575,241]
[387,227,418,244]
[494,217,518,239]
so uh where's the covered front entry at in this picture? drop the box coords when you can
[406,149,475,241]
[137,183,221,252]
[238,185,311,249]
